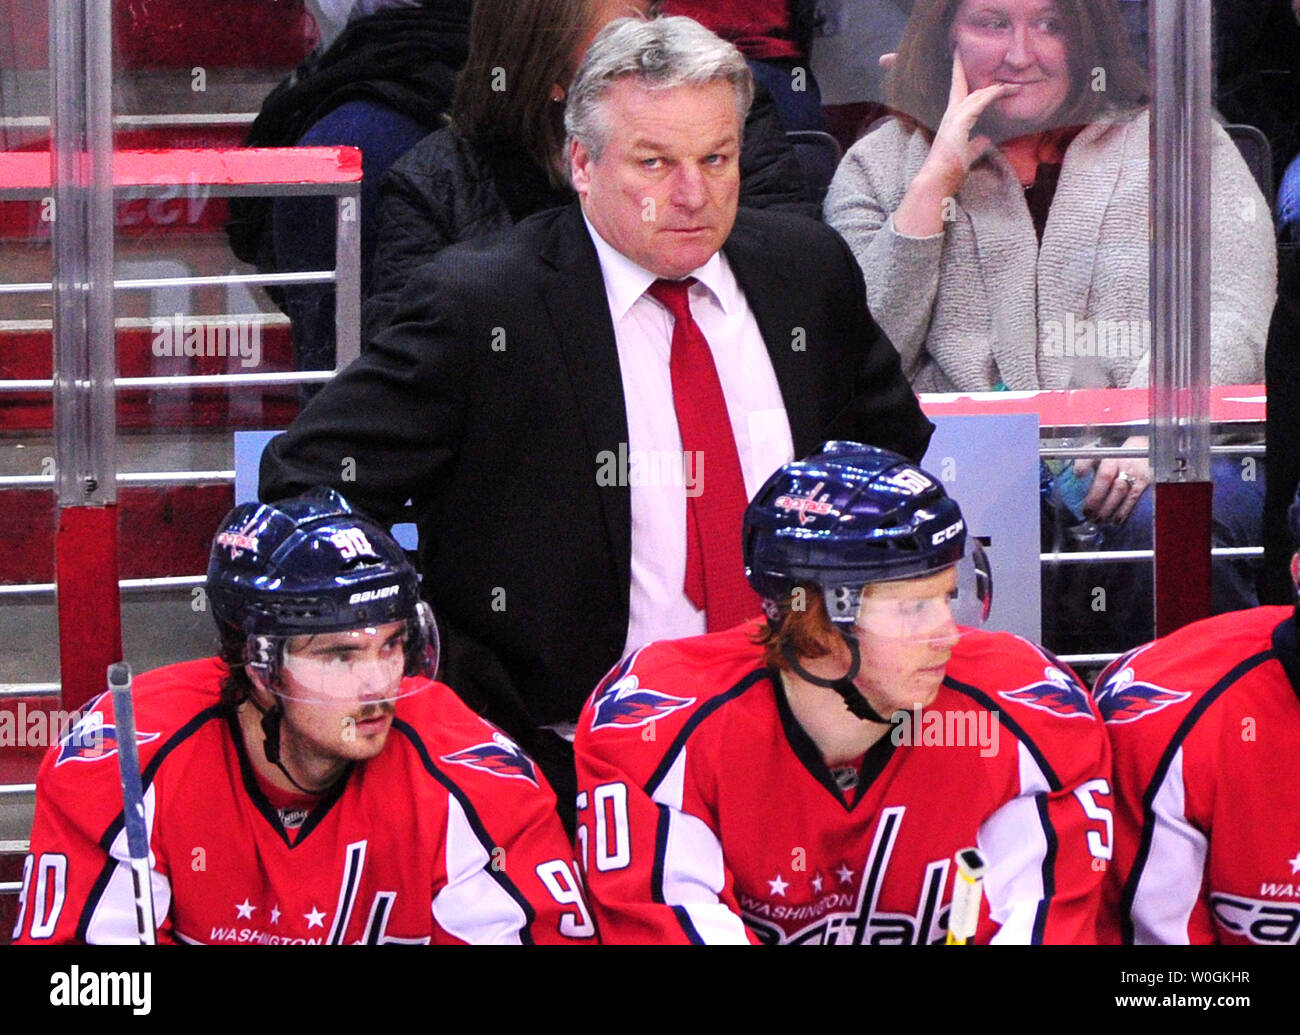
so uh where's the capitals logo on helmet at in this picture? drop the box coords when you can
[743,442,988,627]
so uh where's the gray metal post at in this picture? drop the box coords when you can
[49,0,116,506]
[335,189,361,368]
[1149,0,1212,485]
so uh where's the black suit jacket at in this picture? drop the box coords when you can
[261,202,932,741]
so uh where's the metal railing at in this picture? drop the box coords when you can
[0,147,362,783]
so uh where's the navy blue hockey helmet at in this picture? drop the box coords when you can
[207,487,437,682]
[743,442,991,628]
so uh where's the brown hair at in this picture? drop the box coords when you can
[450,0,595,185]
[888,0,1149,137]
[752,585,840,672]
[217,624,254,712]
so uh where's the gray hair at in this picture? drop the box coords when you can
[564,16,754,162]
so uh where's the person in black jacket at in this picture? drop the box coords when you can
[364,0,817,343]
[261,16,929,829]
[227,0,472,380]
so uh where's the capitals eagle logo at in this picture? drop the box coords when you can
[998,666,1095,719]
[441,732,538,785]
[54,705,160,767]
[590,674,695,732]
[1094,666,1190,724]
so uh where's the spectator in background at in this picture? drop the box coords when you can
[227,0,472,381]
[365,0,816,341]
[659,1,827,130]
[807,0,1141,156]
[824,0,1276,656]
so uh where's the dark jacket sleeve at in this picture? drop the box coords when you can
[274,100,432,371]
[739,84,821,219]
[259,260,470,521]
[363,133,465,346]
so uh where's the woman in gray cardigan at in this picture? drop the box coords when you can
[825,0,1276,648]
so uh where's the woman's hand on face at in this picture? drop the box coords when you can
[921,51,1022,195]
[893,52,1021,237]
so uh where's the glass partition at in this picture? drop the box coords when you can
[819,0,1274,677]
[0,0,1287,940]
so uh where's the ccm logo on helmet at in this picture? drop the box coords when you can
[348,585,400,605]
[931,520,964,546]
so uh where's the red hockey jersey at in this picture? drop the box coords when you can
[1097,606,1300,945]
[574,622,1113,944]
[13,659,594,945]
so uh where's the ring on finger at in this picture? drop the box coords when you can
[1116,471,1136,486]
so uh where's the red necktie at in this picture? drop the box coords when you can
[646,278,762,631]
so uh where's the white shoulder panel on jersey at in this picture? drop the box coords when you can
[431,795,528,944]
[1132,745,1206,945]
[979,741,1052,944]
[650,749,751,945]
[86,785,173,944]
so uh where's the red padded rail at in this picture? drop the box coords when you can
[0,145,363,240]
[918,384,1267,426]
[0,146,362,193]
[0,129,250,239]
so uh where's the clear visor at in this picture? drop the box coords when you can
[260,612,435,705]
[852,540,992,644]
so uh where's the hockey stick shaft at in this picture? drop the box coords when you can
[946,846,987,945]
[109,662,157,945]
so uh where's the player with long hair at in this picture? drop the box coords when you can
[14,489,593,945]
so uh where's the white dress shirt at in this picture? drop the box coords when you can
[583,215,795,656]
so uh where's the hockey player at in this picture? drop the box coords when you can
[1098,489,1300,945]
[574,442,1114,944]
[13,489,594,945]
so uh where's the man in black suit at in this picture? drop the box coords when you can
[260,15,931,816]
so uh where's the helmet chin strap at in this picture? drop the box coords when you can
[781,634,893,725]
[244,692,346,797]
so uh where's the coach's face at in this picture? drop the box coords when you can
[571,77,741,280]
